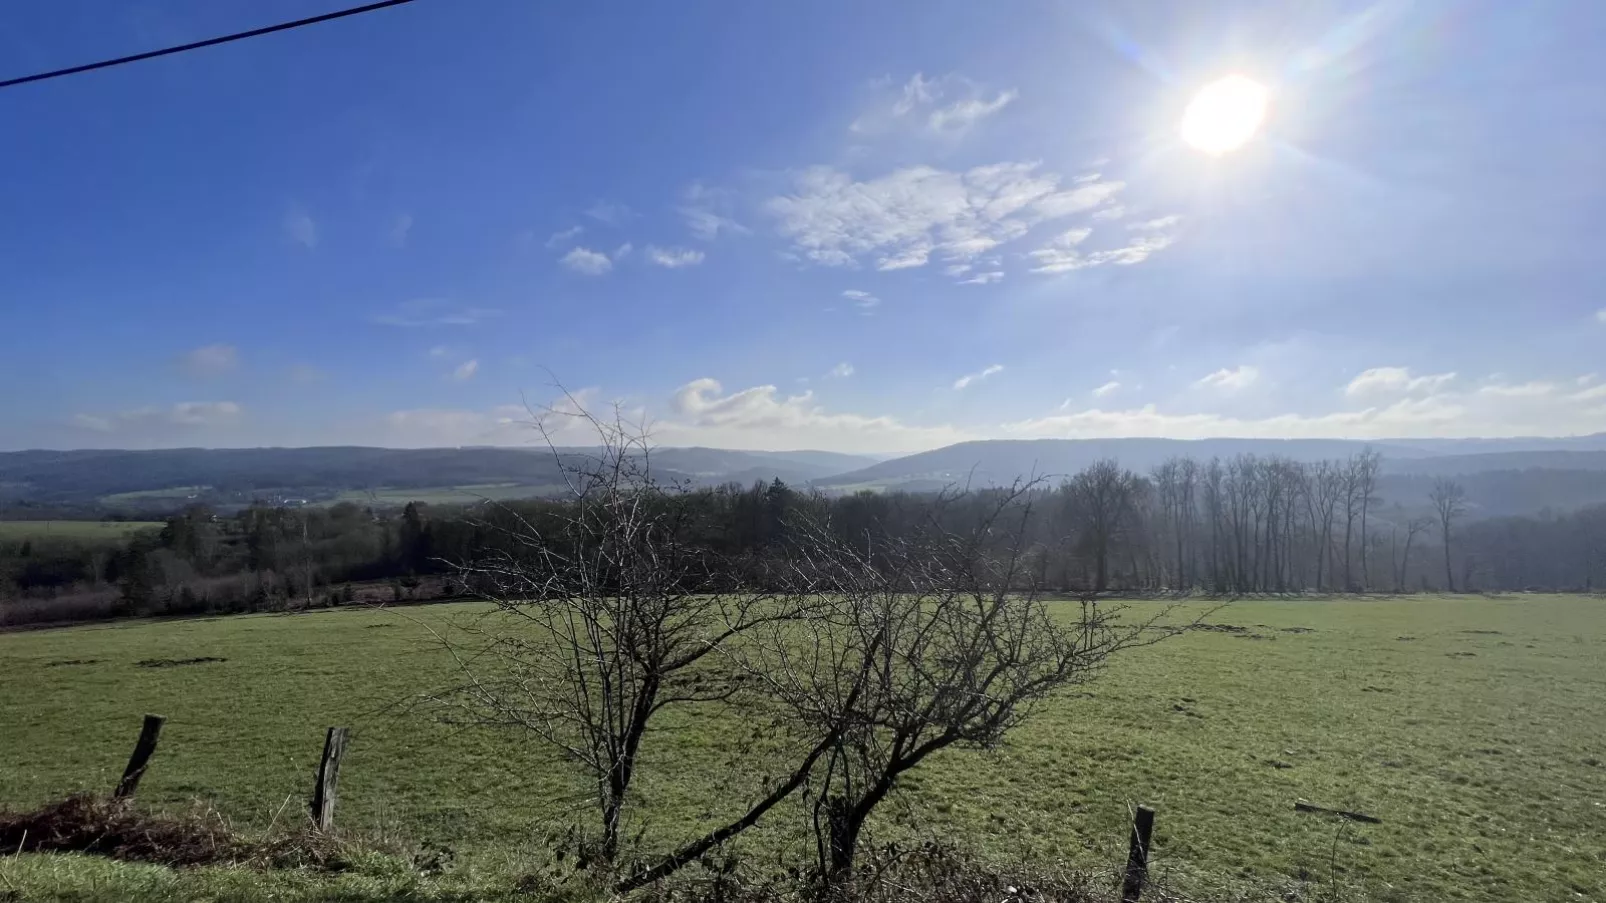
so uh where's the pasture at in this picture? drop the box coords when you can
[0,520,162,541]
[1,596,1602,902]
[322,483,556,506]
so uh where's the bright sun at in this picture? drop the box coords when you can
[1180,75,1269,155]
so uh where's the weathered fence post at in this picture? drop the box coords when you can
[310,727,349,831]
[1121,804,1155,902]
[114,714,165,799]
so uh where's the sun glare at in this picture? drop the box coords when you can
[1180,75,1269,155]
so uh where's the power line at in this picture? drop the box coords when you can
[0,0,421,91]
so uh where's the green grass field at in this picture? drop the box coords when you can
[322,483,558,507]
[0,520,163,541]
[1,596,1602,902]
[100,486,210,504]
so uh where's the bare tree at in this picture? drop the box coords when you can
[1398,515,1432,592]
[749,483,1176,885]
[1353,449,1381,590]
[1429,478,1467,591]
[1068,459,1140,593]
[430,400,813,868]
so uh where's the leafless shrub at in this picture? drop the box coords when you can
[735,481,1195,886]
[427,396,820,877]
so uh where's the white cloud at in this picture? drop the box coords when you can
[585,201,636,226]
[288,363,324,384]
[70,401,242,434]
[842,289,880,312]
[178,344,238,378]
[1129,215,1182,231]
[284,207,317,248]
[372,300,502,327]
[1345,367,1457,398]
[767,161,1124,271]
[853,73,1018,137]
[1476,380,1556,398]
[664,378,967,453]
[1595,308,1606,324]
[646,246,706,268]
[428,345,451,359]
[828,362,854,378]
[681,182,748,241]
[1194,365,1260,392]
[562,247,614,275]
[614,242,634,260]
[389,213,414,248]
[1007,375,1606,441]
[952,364,1004,390]
[1092,380,1121,398]
[1028,229,1176,274]
[546,225,584,248]
[958,270,1004,285]
[928,88,1019,134]
[452,359,479,381]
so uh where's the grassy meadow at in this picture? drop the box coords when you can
[0,520,162,541]
[1,596,1602,902]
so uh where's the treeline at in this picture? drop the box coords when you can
[0,502,443,627]
[4,450,1604,628]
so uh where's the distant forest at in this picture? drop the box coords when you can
[3,448,1602,628]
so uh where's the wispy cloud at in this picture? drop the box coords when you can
[288,363,324,384]
[958,270,1004,285]
[1596,307,1606,324]
[853,73,1018,137]
[1345,367,1456,398]
[1194,365,1260,392]
[664,378,967,454]
[585,201,636,227]
[828,362,854,378]
[546,225,584,248]
[389,213,414,248]
[562,247,614,275]
[284,206,317,248]
[841,289,880,313]
[178,343,238,378]
[372,300,502,327]
[1092,380,1121,398]
[451,359,479,381]
[1028,225,1177,274]
[952,364,1004,390]
[681,182,748,241]
[767,162,1125,272]
[647,246,706,268]
[70,401,242,434]
[1007,372,1606,440]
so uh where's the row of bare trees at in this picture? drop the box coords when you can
[1140,450,1466,594]
[427,408,1182,892]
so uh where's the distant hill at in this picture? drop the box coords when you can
[1381,450,1606,476]
[815,438,1433,490]
[809,436,1606,520]
[0,446,878,510]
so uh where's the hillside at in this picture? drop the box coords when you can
[0,446,878,511]
[815,438,1432,490]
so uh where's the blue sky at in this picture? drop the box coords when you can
[3,0,1605,453]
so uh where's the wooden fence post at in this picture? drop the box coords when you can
[113,714,165,799]
[1121,804,1155,902]
[311,727,349,831]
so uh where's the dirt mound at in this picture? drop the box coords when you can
[0,795,347,869]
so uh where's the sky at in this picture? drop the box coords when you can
[3,0,1606,454]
